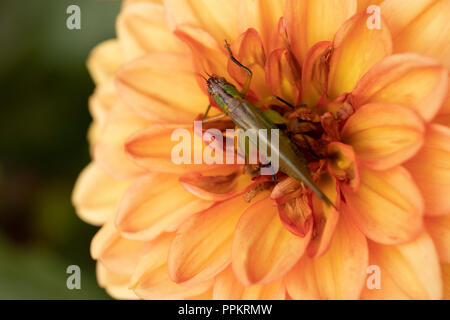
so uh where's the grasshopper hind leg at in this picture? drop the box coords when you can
[225,40,253,96]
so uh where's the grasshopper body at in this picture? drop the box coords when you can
[206,76,332,206]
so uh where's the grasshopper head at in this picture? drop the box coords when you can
[206,75,242,113]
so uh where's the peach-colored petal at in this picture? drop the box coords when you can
[327,12,392,100]
[88,80,118,126]
[443,263,450,300]
[265,48,301,106]
[384,0,450,69]
[87,39,123,85]
[344,166,424,244]
[117,2,185,61]
[357,0,383,11]
[72,163,133,226]
[237,0,285,54]
[232,196,312,285]
[91,219,145,275]
[214,267,286,300]
[301,41,332,108]
[285,257,320,299]
[426,214,450,263]
[307,173,340,257]
[94,102,148,179]
[313,211,368,299]
[405,124,450,216]
[341,103,425,170]
[270,176,301,200]
[115,173,213,241]
[125,124,219,174]
[115,53,208,123]
[168,190,269,286]
[285,0,357,64]
[327,142,360,192]
[352,54,448,121]
[130,233,213,299]
[228,28,270,99]
[362,232,442,299]
[97,263,138,299]
[164,0,239,45]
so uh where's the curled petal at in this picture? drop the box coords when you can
[91,219,145,275]
[117,2,185,61]
[115,53,208,123]
[313,212,368,299]
[97,263,138,300]
[130,233,213,299]
[362,232,442,300]
[168,191,269,286]
[352,54,448,121]
[265,48,301,106]
[285,0,357,64]
[228,28,270,99]
[344,166,424,244]
[405,124,450,216]
[94,102,148,179]
[383,0,450,69]
[342,103,425,170]
[238,0,285,53]
[232,196,311,285]
[276,190,313,238]
[327,142,360,192]
[270,176,301,200]
[307,173,340,257]
[426,215,450,263]
[164,0,239,45]
[115,173,213,241]
[327,12,392,100]
[87,40,123,85]
[72,163,133,226]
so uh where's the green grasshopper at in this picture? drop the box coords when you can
[202,41,333,206]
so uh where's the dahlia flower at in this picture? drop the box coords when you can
[73,0,450,299]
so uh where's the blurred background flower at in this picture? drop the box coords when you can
[0,0,121,299]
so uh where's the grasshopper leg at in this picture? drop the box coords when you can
[201,104,212,120]
[225,40,252,96]
[255,95,295,109]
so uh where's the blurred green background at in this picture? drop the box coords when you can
[0,0,121,299]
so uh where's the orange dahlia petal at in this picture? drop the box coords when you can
[232,196,311,286]
[285,0,357,64]
[130,233,213,299]
[327,142,360,192]
[285,257,320,299]
[265,48,301,106]
[386,0,450,69]
[97,263,137,300]
[426,214,450,263]
[117,2,185,61]
[115,173,213,241]
[87,40,123,86]
[312,211,368,299]
[352,54,448,122]
[327,12,392,100]
[443,263,450,299]
[357,0,384,11]
[362,232,442,300]
[167,191,268,286]
[115,53,208,123]
[344,165,424,244]
[405,124,450,216]
[72,163,133,226]
[341,103,425,170]
[94,102,148,179]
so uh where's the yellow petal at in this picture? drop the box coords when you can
[405,124,450,216]
[232,196,311,285]
[327,12,392,100]
[115,53,208,123]
[362,232,442,300]
[313,211,368,299]
[285,0,357,64]
[72,163,133,226]
[426,214,450,263]
[167,192,267,286]
[115,173,213,241]
[352,54,448,121]
[130,233,213,299]
[342,103,425,170]
[97,263,138,300]
[344,166,424,244]
[117,2,185,61]
[87,39,123,86]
